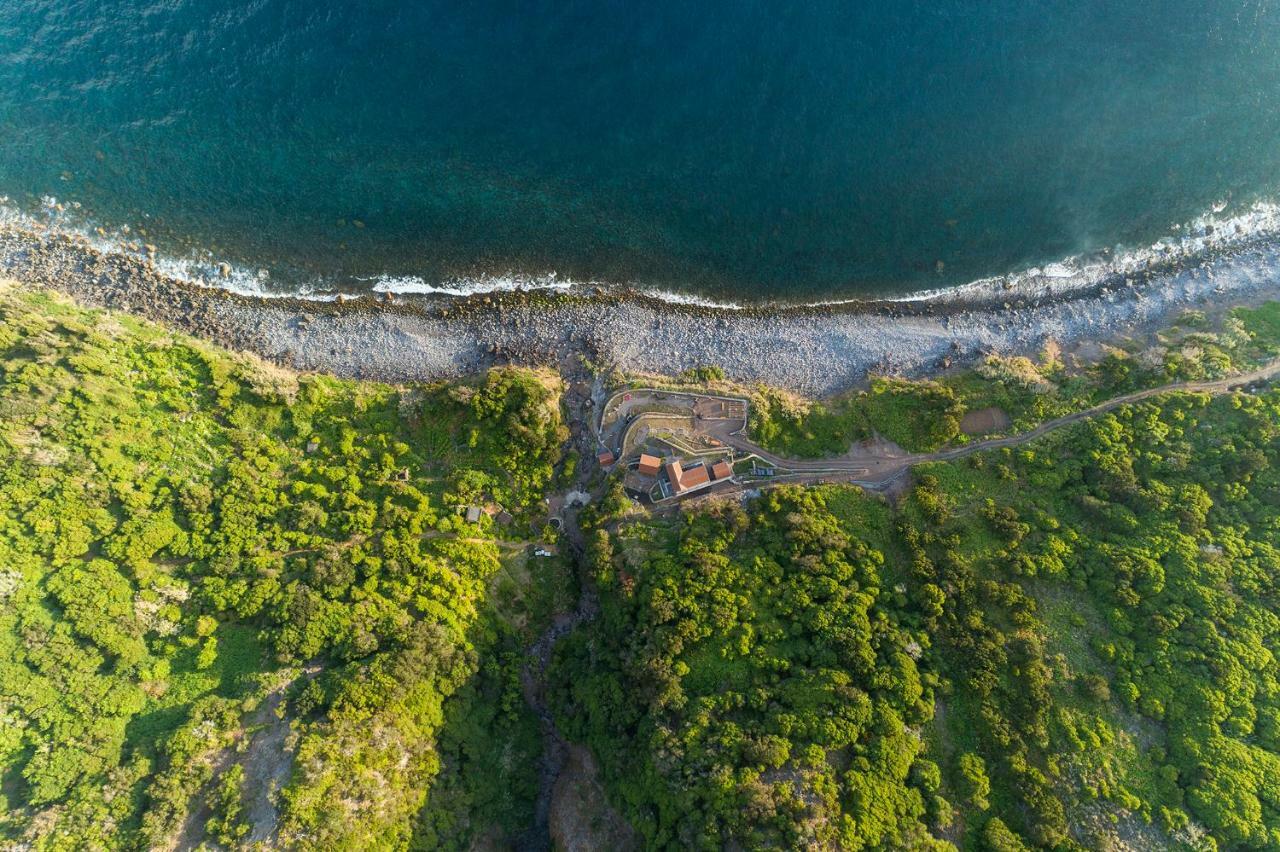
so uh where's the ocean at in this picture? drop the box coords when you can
[1,0,1279,305]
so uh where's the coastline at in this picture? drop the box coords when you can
[3,222,1280,396]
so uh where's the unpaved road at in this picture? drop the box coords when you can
[519,356,1280,847]
[627,358,1280,498]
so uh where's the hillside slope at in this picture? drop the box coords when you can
[554,336,1280,849]
[0,284,570,848]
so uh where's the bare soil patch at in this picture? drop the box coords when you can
[960,406,1011,436]
[548,745,637,852]
[241,685,297,846]
[848,433,909,460]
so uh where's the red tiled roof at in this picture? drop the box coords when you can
[663,459,720,494]
[597,450,615,466]
[679,463,710,490]
[637,454,662,476]
[711,460,733,480]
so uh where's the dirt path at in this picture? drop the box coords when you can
[517,356,1280,844]
[516,362,610,852]
[421,529,528,549]
[689,357,1280,497]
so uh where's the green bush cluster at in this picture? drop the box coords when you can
[5,283,1280,851]
[748,386,868,457]
[552,488,946,849]
[0,288,564,848]
[558,380,1280,849]
[881,386,1280,848]
[748,376,963,457]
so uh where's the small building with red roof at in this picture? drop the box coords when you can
[637,453,662,477]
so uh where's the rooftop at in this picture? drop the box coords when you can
[637,453,662,476]
[662,456,733,495]
[680,463,710,490]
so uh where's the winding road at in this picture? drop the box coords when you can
[520,356,1280,847]
[622,358,1280,499]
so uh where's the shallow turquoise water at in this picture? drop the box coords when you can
[1,1,1279,302]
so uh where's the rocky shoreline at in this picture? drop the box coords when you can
[3,223,1280,396]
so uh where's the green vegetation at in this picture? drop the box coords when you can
[1237,301,1280,355]
[0,286,567,848]
[749,373,967,456]
[748,376,963,455]
[677,364,727,384]
[863,377,963,451]
[749,386,869,457]
[557,373,1280,849]
[5,282,1280,851]
[552,489,942,849]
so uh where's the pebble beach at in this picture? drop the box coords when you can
[4,222,1280,397]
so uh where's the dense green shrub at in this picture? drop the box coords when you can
[0,288,565,848]
[558,378,1280,850]
[551,488,943,849]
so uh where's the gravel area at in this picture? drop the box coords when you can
[4,223,1280,396]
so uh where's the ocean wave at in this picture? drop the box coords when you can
[0,197,345,301]
[153,257,342,302]
[4,194,1280,313]
[891,200,1280,307]
[364,273,747,309]
[635,288,745,310]
[363,272,574,298]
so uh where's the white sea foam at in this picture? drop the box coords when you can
[364,272,574,297]
[366,272,748,308]
[4,195,1280,312]
[0,197,344,301]
[153,256,341,302]
[891,200,1280,307]
[636,288,745,310]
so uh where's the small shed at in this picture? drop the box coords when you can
[597,449,616,467]
[465,506,482,523]
[637,453,662,477]
[711,460,733,481]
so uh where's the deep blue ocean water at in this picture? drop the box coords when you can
[1,1,1279,303]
